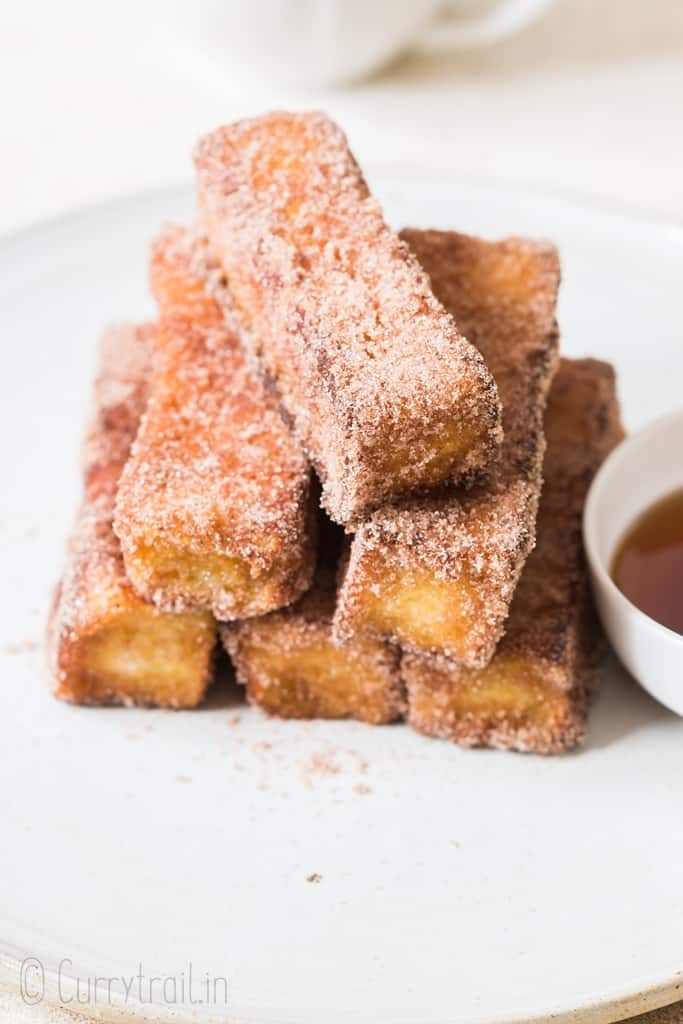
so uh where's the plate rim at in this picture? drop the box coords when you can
[1,945,681,1024]
[1,170,682,254]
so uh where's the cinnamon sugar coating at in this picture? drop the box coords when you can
[114,226,315,621]
[404,357,625,754]
[194,112,502,524]
[335,230,561,668]
[48,324,216,707]
[221,518,403,724]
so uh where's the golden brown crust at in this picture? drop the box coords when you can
[48,324,216,708]
[195,112,502,524]
[334,230,561,668]
[113,226,315,620]
[221,520,404,725]
[404,357,625,754]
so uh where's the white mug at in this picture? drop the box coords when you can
[169,0,554,85]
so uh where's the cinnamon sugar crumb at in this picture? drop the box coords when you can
[3,640,38,655]
[304,751,340,776]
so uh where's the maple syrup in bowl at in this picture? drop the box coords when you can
[584,410,683,715]
[611,487,683,637]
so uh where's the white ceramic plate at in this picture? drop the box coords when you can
[1,177,683,1024]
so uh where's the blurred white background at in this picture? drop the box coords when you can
[2,0,682,235]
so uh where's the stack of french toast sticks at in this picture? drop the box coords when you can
[49,112,625,754]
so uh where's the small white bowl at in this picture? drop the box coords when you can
[583,409,683,715]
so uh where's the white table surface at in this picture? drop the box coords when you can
[3,0,683,237]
